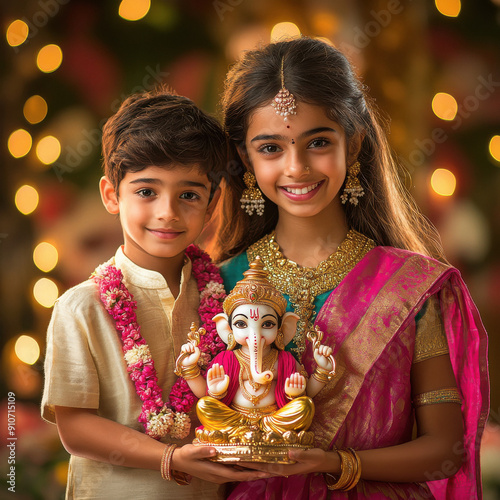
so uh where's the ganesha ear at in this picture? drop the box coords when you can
[281,312,300,346]
[213,313,237,350]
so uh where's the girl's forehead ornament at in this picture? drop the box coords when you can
[271,57,297,121]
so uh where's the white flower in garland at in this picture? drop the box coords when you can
[124,344,152,366]
[146,409,175,440]
[170,412,191,440]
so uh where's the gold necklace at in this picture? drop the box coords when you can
[247,229,375,358]
[235,349,278,405]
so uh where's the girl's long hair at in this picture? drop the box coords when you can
[213,37,445,263]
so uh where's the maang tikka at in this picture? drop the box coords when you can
[240,171,265,216]
[271,57,297,121]
[341,161,365,206]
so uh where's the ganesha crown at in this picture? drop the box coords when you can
[223,257,287,317]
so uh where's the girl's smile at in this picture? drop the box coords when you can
[279,180,324,200]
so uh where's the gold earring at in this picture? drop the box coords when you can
[227,331,237,350]
[240,171,265,216]
[341,161,365,206]
[274,329,285,350]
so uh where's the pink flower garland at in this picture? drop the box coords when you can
[92,244,226,440]
[169,245,227,413]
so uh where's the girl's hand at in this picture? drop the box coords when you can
[313,344,334,371]
[207,363,230,395]
[236,448,332,477]
[180,342,200,367]
[171,444,273,484]
[285,372,306,398]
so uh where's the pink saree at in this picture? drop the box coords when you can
[228,246,489,499]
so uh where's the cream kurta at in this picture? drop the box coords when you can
[42,247,223,499]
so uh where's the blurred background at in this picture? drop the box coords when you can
[1,0,499,498]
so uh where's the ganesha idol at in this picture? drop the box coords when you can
[175,258,336,463]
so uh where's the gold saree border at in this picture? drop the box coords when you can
[309,249,449,449]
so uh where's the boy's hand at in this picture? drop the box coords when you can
[171,444,272,484]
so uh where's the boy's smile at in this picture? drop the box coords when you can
[100,165,216,280]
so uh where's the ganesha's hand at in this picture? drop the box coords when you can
[207,363,230,396]
[285,372,306,398]
[313,344,334,371]
[180,341,201,367]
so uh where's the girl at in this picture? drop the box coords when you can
[215,37,489,499]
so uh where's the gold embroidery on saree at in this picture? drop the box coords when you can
[307,253,449,449]
[248,229,375,359]
[413,295,449,363]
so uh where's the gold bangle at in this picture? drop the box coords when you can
[338,449,355,490]
[160,446,168,480]
[312,366,334,384]
[180,364,201,380]
[312,372,330,384]
[344,448,362,491]
[324,448,360,491]
[208,388,227,400]
[160,444,177,481]
[413,388,462,408]
[325,449,354,490]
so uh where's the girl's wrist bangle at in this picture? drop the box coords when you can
[324,447,361,491]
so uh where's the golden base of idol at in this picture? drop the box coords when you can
[194,426,315,464]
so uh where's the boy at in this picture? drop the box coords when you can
[41,88,266,498]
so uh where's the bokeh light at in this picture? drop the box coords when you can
[8,129,32,158]
[36,44,63,73]
[489,135,500,163]
[431,168,457,197]
[432,92,458,121]
[33,242,59,272]
[270,22,301,43]
[119,0,151,21]
[33,277,59,308]
[24,95,48,124]
[54,461,69,486]
[14,335,40,365]
[36,135,61,164]
[15,185,39,215]
[435,0,461,17]
[311,12,339,36]
[6,19,29,47]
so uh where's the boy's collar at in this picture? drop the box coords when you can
[114,246,191,290]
